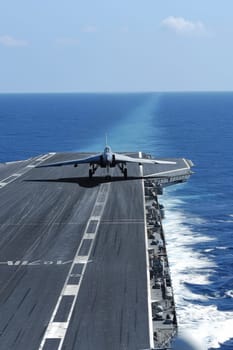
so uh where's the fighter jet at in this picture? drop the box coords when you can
[36,145,176,179]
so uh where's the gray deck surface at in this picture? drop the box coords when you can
[0,153,148,350]
[0,152,192,350]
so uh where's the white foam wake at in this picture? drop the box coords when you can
[161,191,233,349]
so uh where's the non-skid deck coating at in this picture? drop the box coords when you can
[0,152,192,350]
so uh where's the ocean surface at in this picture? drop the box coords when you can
[0,92,233,349]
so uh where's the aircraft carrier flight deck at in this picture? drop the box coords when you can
[0,152,193,350]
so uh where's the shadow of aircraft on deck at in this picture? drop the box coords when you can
[24,176,155,188]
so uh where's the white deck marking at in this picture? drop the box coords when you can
[0,153,56,189]
[183,157,192,169]
[5,160,24,164]
[144,158,191,177]
[84,233,95,239]
[46,322,68,338]
[63,285,80,296]
[139,152,154,350]
[36,154,54,161]
[39,182,110,350]
[74,255,89,263]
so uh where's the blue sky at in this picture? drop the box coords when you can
[1,0,233,92]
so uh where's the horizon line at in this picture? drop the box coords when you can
[0,90,233,94]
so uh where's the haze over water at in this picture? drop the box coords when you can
[0,92,233,349]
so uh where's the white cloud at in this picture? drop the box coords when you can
[55,37,80,46]
[0,35,29,47]
[82,26,97,33]
[161,16,206,35]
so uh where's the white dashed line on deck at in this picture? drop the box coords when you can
[39,182,110,350]
[63,285,80,296]
[0,153,56,189]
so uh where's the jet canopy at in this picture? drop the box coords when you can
[104,146,111,153]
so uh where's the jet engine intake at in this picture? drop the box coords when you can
[110,154,116,167]
[100,155,105,168]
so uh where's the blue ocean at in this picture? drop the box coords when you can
[0,92,233,349]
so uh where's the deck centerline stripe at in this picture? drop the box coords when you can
[38,182,110,350]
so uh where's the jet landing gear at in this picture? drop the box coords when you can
[89,164,98,178]
[105,166,112,180]
[118,164,128,179]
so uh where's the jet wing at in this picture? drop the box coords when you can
[114,153,176,165]
[36,153,102,168]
